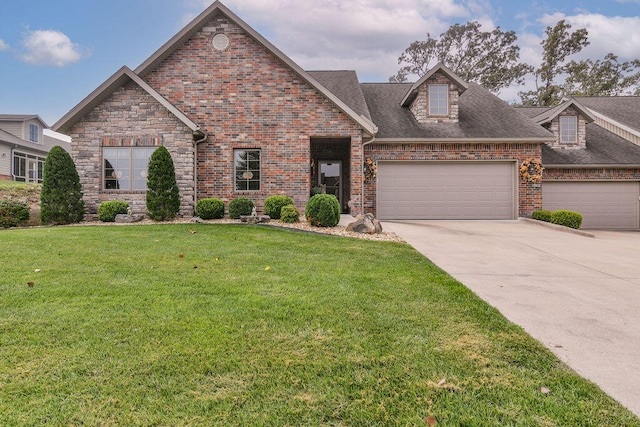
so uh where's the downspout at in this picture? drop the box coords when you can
[192,129,207,211]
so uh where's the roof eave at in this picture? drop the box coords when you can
[544,163,640,168]
[371,137,552,144]
[401,63,469,107]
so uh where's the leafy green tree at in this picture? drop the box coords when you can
[519,20,589,106]
[564,53,640,97]
[40,146,85,225]
[146,146,180,221]
[390,21,532,92]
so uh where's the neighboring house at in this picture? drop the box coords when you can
[53,1,554,223]
[519,98,640,230]
[0,115,70,183]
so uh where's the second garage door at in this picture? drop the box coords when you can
[543,181,639,230]
[377,161,516,220]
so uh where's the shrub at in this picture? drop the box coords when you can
[263,195,294,220]
[98,201,129,222]
[40,146,85,225]
[305,194,340,227]
[280,204,300,223]
[196,198,225,220]
[0,199,30,228]
[146,146,180,221]
[532,209,553,222]
[228,198,254,219]
[551,210,583,229]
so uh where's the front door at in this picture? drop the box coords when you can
[319,161,342,207]
[27,160,38,183]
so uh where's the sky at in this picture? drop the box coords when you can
[1,0,639,135]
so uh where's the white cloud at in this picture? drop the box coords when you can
[0,39,9,51]
[19,29,88,67]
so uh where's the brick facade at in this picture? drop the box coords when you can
[364,142,543,218]
[142,16,365,215]
[545,167,640,181]
[68,82,196,219]
[545,106,587,149]
[409,72,460,124]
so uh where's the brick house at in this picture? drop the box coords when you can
[53,1,640,229]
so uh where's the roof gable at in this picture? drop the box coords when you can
[134,1,376,136]
[53,66,199,134]
[531,99,595,126]
[0,114,49,129]
[400,63,468,107]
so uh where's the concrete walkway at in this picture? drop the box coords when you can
[383,219,640,417]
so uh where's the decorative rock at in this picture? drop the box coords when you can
[191,216,204,223]
[346,213,382,234]
[115,214,145,223]
[240,215,271,224]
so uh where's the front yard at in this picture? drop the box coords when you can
[1,224,638,425]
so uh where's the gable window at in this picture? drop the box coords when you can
[28,123,39,143]
[429,84,449,116]
[234,149,261,191]
[103,147,156,190]
[560,116,577,143]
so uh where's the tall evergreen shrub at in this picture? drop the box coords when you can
[40,146,85,224]
[146,146,180,221]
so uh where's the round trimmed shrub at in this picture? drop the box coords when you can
[263,195,294,219]
[0,199,30,228]
[280,204,300,223]
[146,146,180,221]
[196,198,225,220]
[98,201,129,222]
[40,145,85,225]
[305,194,340,227]
[531,209,553,222]
[551,210,583,229]
[228,197,254,219]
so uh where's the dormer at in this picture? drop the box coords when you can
[532,100,594,149]
[0,114,48,145]
[401,63,468,124]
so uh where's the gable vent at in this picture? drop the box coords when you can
[212,33,229,51]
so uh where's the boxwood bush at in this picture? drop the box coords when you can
[98,201,129,222]
[280,204,300,223]
[551,210,583,229]
[0,199,30,228]
[263,195,294,220]
[195,198,225,220]
[531,209,553,222]
[228,198,254,219]
[305,194,340,227]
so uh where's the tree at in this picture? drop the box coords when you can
[390,21,532,93]
[564,53,640,97]
[40,145,85,225]
[519,20,589,106]
[146,146,180,221]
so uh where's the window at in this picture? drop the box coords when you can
[103,147,156,190]
[13,152,45,183]
[234,149,261,191]
[28,123,39,143]
[560,116,577,143]
[429,84,449,116]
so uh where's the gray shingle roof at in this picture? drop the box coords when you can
[543,123,640,165]
[307,70,372,121]
[574,96,640,132]
[360,82,553,140]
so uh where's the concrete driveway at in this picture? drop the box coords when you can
[383,219,640,417]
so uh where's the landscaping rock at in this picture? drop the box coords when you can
[240,215,271,224]
[346,213,382,234]
[115,214,145,223]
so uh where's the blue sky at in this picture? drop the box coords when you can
[1,0,639,131]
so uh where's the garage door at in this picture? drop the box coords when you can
[543,181,640,230]
[377,162,516,220]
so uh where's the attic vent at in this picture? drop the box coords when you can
[212,33,229,51]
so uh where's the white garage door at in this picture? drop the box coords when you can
[377,162,516,220]
[543,181,640,230]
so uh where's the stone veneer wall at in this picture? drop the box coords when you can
[68,82,196,219]
[142,15,365,215]
[546,106,587,149]
[364,142,543,218]
[409,72,460,124]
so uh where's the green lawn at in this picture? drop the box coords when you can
[1,224,638,426]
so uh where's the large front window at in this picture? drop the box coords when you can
[560,116,577,143]
[13,152,45,183]
[234,149,261,191]
[103,147,155,190]
[429,84,449,116]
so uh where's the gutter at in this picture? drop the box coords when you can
[192,129,208,209]
[369,137,553,144]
